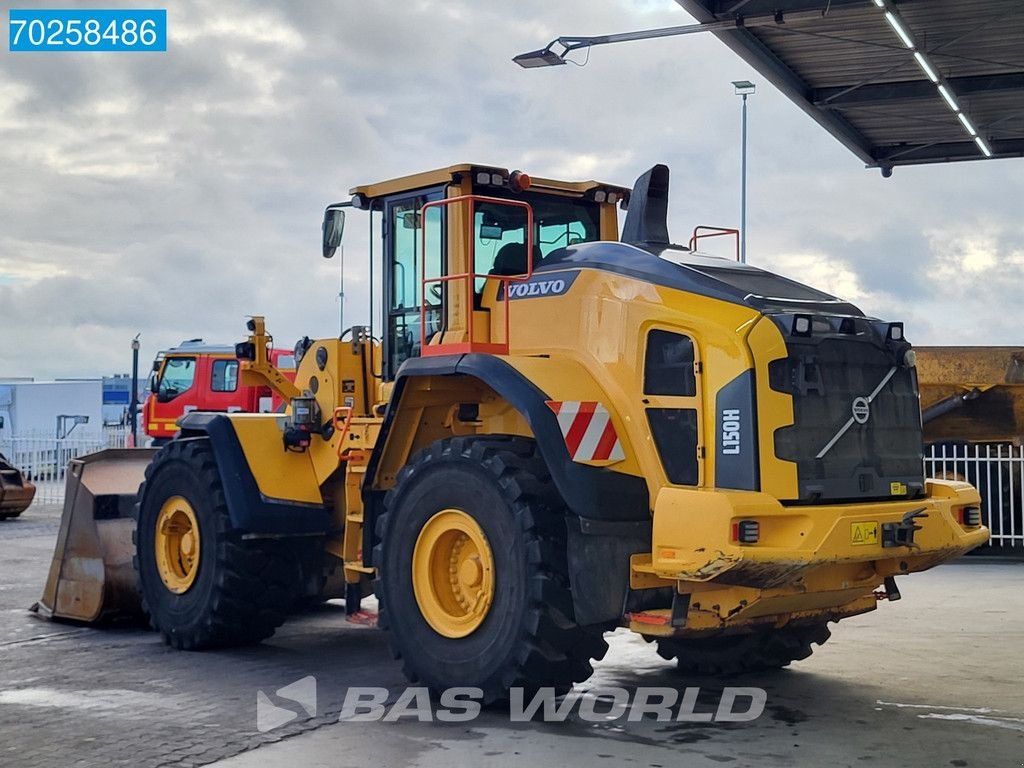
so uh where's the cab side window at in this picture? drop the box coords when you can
[211,360,238,392]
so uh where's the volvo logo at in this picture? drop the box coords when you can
[851,396,870,424]
[816,367,897,459]
[498,270,579,301]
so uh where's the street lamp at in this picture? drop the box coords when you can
[130,334,141,447]
[512,21,729,68]
[732,80,756,264]
[512,10,839,69]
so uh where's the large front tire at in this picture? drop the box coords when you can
[133,439,296,649]
[375,436,608,703]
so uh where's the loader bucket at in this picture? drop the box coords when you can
[33,448,157,623]
[0,454,36,518]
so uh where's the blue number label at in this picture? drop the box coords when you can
[9,9,166,52]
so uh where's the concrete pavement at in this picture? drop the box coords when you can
[1,503,1021,768]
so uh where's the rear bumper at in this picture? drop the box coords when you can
[630,479,988,636]
[650,479,988,587]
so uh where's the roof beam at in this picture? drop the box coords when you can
[706,0,864,16]
[815,72,1024,107]
[874,136,1024,165]
[676,0,877,165]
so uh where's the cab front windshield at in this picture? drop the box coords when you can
[157,357,196,402]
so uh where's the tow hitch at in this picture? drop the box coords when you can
[874,576,902,601]
[882,507,927,548]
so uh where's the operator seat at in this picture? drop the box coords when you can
[489,243,541,276]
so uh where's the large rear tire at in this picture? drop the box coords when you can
[375,436,608,703]
[652,623,831,675]
[133,439,297,649]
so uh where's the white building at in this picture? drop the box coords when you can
[0,379,105,440]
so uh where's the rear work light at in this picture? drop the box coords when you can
[732,519,760,544]
[792,315,812,337]
[958,506,982,527]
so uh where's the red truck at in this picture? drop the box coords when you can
[144,340,296,444]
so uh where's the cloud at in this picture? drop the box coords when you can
[1,0,1022,380]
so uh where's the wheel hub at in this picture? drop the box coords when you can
[154,495,201,594]
[412,508,494,638]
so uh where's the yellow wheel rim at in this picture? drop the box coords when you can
[154,496,201,594]
[412,509,495,638]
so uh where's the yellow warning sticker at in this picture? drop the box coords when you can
[890,481,908,495]
[851,521,879,546]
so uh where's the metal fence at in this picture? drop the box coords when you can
[1,430,1021,548]
[0,427,131,505]
[924,442,1024,549]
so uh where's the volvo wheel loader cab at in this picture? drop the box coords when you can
[41,162,987,703]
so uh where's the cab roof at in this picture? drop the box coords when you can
[163,341,237,356]
[349,163,631,202]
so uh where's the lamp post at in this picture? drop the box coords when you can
[731,80,756,264]
[130,334,140,447]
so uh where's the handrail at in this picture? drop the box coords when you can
[689,226,740,261]
[418,194,535,357]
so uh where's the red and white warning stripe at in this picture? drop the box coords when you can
[546,401,625,462]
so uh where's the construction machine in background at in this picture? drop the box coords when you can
[0,452,35,519]
[917,346,1024,546]
[917,347,1024,444]
[37,162,987,699]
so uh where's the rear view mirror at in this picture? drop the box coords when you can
[479,224,503,241]
[322,207,346,258]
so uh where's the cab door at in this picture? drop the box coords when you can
[149,354,198,437]
[199,356,246,413]
[383,188,446,380]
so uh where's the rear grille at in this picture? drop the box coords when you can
[769,335,925,503]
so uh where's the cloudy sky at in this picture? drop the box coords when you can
[1,0,1022,379]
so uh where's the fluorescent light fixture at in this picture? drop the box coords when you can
[913,51,938,83]
[873,0,987,160]
[957,112,978,136]
[938,84,959,111]
[884,12,914,48]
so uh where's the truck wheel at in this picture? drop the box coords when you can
[653,624,831,675]
[133,439,296,650]
[375,436,608,702]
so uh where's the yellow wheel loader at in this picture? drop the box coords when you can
[38,163,988,699]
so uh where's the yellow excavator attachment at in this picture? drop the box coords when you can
[0,453,36,519]
[33,449,157,622]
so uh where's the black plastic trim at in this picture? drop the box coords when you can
[715,370,760,491]
[537,241,863,316]
[177,413,333,535]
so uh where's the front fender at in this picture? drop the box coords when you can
[177,412,332,535]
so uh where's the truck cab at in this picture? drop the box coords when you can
[144,340,296,443]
